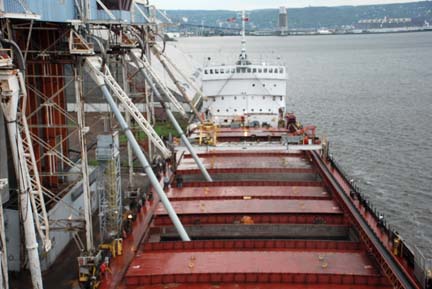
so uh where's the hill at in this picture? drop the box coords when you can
[165,1,432,30]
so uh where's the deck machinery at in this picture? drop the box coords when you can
[0,1,430,289]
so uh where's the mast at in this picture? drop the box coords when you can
[241,10,246,60]
[239,10,249,65]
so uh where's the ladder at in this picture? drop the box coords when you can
[0,70,51,252]
[19,105,52,252]
[129,50,186,117]
[85,57,171,158]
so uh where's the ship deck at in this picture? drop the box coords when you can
[100,141,422,289]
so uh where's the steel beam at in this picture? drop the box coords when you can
[74,64,94,252]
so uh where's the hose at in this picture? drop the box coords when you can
[87,34,108,69]
[128,28,146,58]
[0,34,26,74]
[154,32,166,53]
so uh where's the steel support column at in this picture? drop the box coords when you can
[121,56,134,187]
[74,63,94,252]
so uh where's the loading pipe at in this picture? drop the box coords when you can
[133,57,213,182]
[0,35,44,289]
[128,28,204,123]
[96,82,191,241]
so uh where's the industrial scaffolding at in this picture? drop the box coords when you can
[96,134,122,243]
[0,1,213,289]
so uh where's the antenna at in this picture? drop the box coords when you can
[241,10,246,60]
[238,10,250,65]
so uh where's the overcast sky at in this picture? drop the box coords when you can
[150,0,421,10]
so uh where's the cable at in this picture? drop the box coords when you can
[0,33,26,75]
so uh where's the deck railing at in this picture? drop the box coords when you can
[327,151,431,289]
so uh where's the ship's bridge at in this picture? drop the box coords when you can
[201,64,287,128]
[203,65,286,81]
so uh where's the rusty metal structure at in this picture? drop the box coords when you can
[0,1,431,289]
[0,1,207,288]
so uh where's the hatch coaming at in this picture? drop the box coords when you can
[98,145,422,289]
[121,149,395,289]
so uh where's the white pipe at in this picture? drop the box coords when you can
[0,74,44,289]
[0,179,9,289]
[98,84,191,241]
[135,60,213,182]
[155,46,208,102]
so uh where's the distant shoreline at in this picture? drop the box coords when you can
[171,27,432,39]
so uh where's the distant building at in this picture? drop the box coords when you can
[356,17,414,29]
[278,6,288,35]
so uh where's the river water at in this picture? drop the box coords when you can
[175,32,432,257]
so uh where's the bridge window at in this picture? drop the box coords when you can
[215,69,219,74]
[210,69,213,74]
[273,96,276,101]
[262,84,266,87]
[259,109,263,112]
[258,68,262,73]
[252,84,255,87]
[269,68,273,73]
[279,68,284,73]
[204,70,208,74]
[253,68,257,73]
[247,68,251,73]
[231,68,235,73]
[225,68,230,73]
[217,109,220,112]
[264,68,268,73]
[226,109,229,112]
[234,109,237,112]
[234,96,237,100]
[236,67,240,73]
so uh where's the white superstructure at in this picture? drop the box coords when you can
[201,11,287,128]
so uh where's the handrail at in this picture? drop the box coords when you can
[310,150,420,289]
[326,152,430,288]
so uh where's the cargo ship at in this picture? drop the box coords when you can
[96,11,430,289]
[0,3,430,289]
